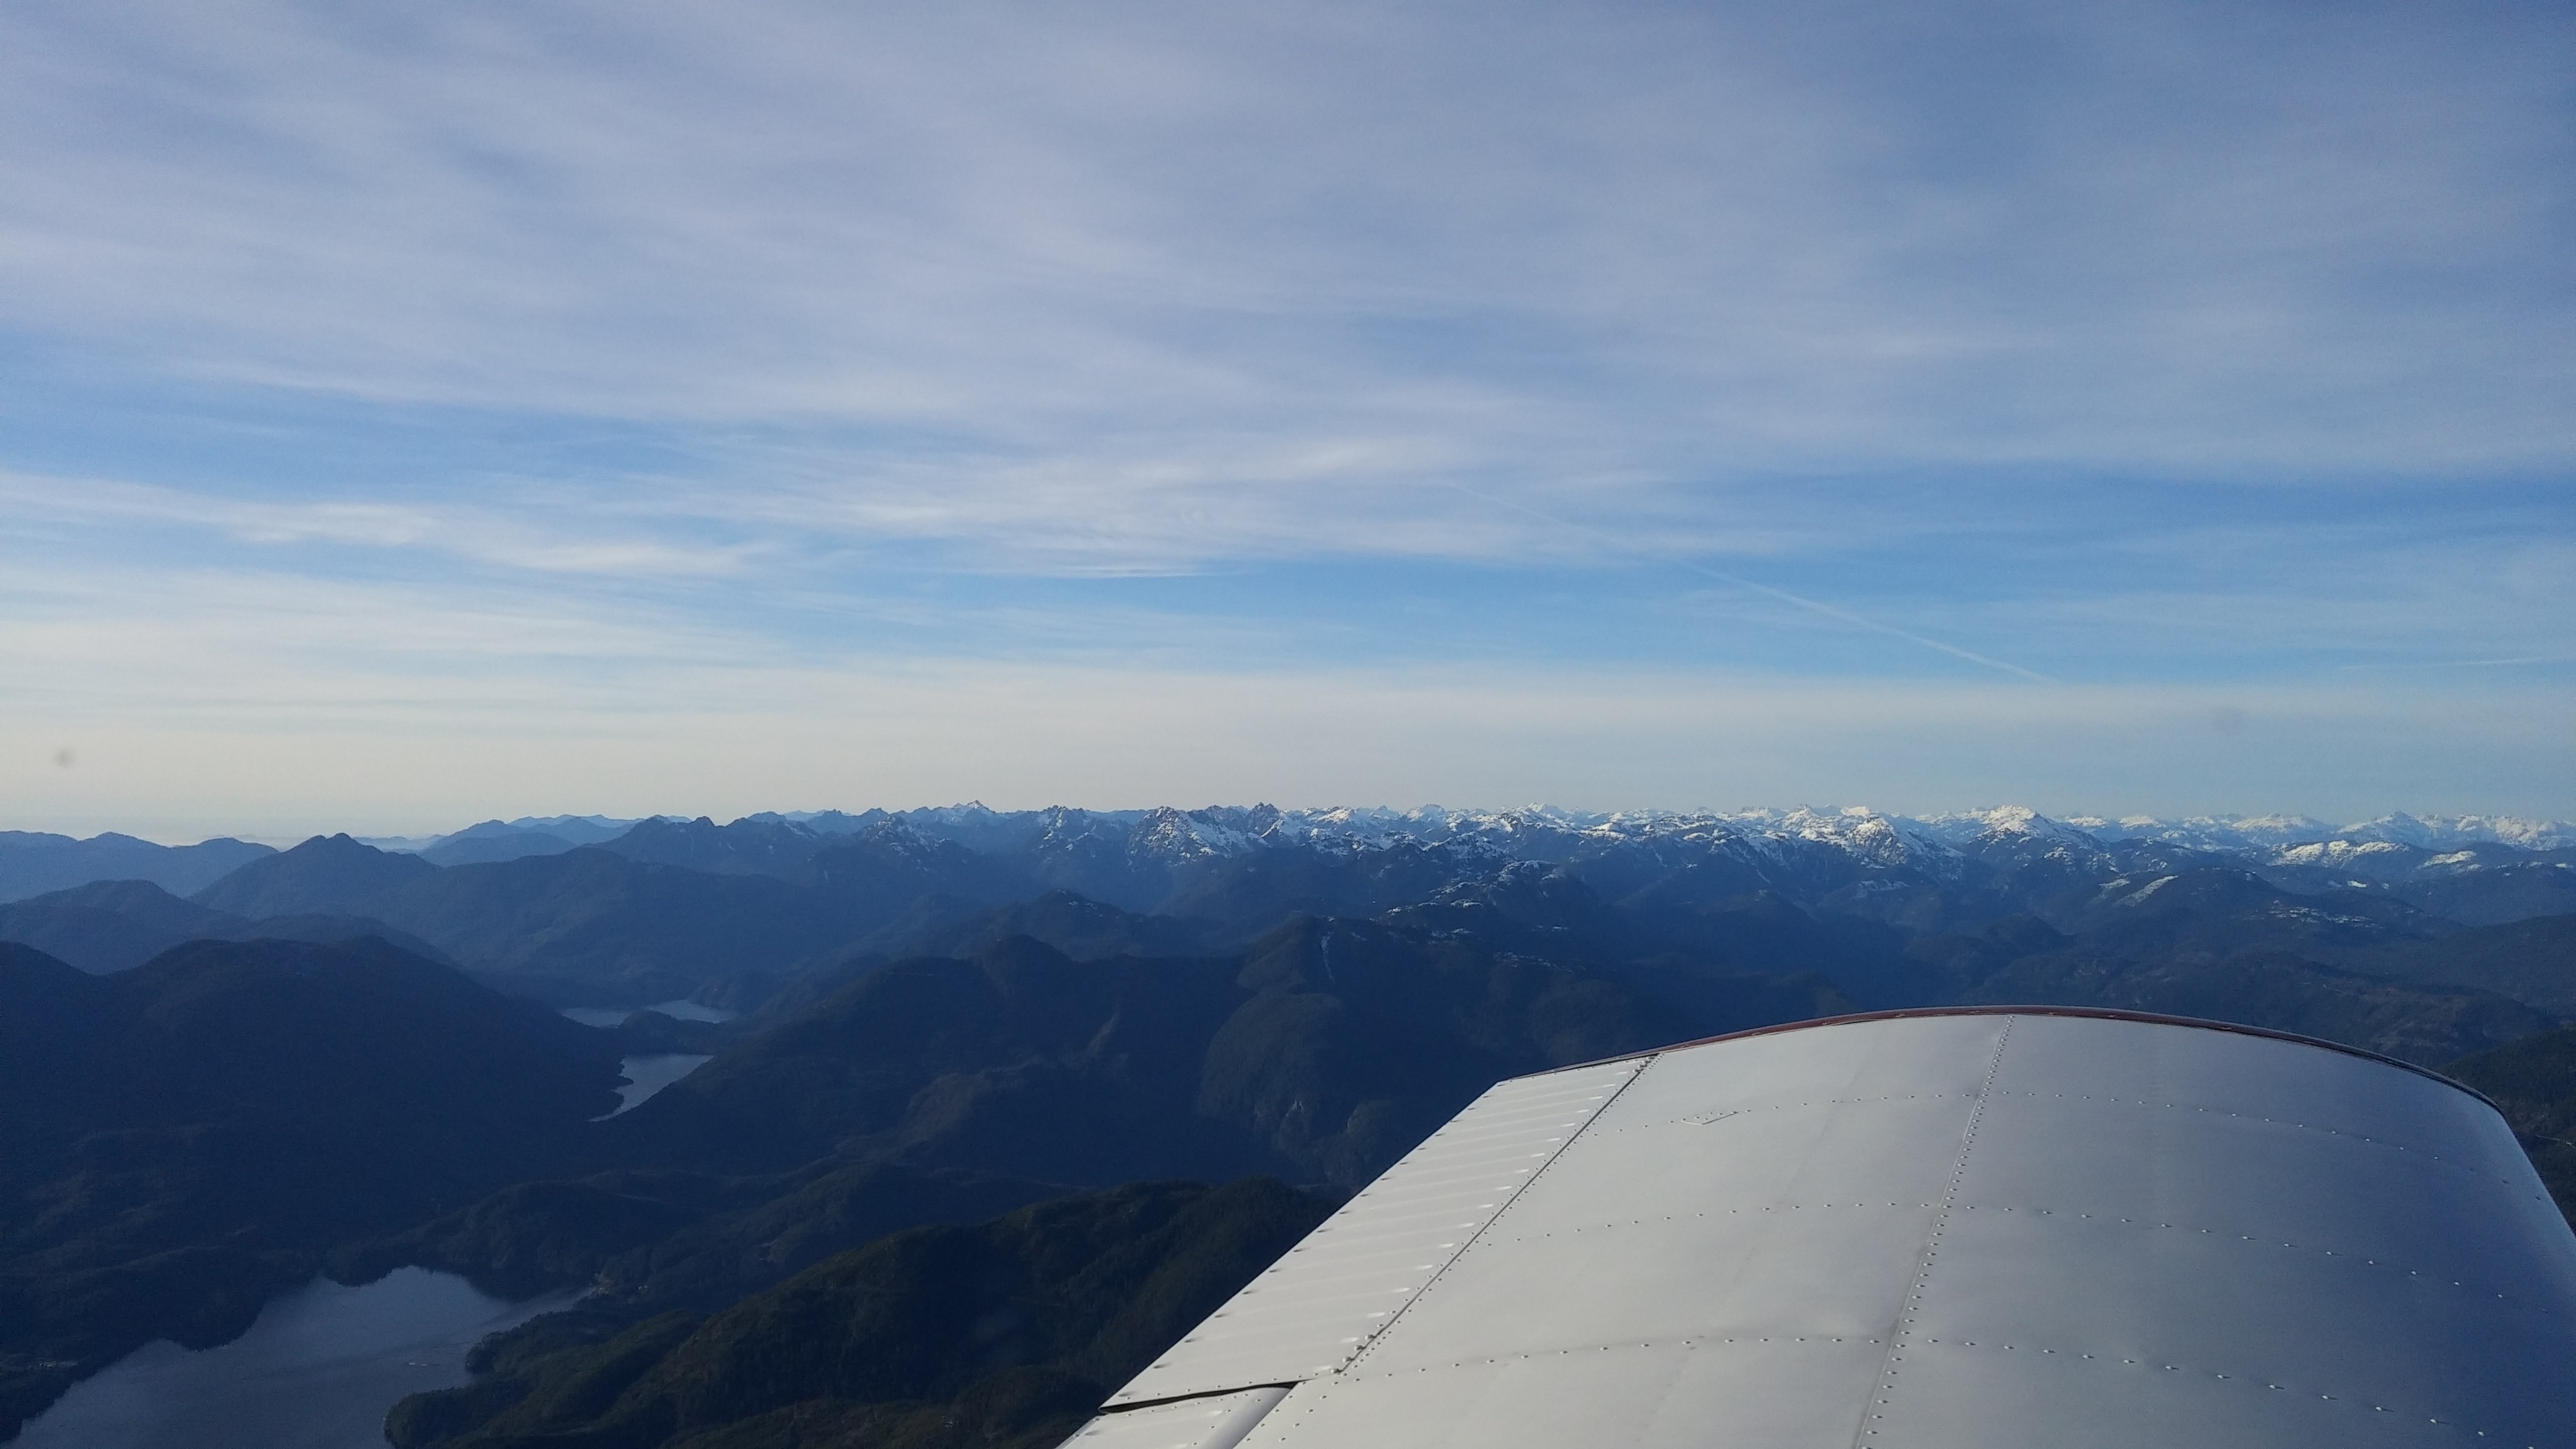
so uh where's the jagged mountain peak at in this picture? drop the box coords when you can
[1917,804,2092,843]
[1127,804,1291,859]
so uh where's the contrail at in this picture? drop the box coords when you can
[1440,482,2055,684]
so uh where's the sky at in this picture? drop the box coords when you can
[3,0,2572,840]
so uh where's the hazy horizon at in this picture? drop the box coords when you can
[14,797,2575,853]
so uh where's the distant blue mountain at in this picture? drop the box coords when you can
[0,830,273,904]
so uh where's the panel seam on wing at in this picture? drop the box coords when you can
[1334,1054,1660,1378]
[1848,1014,2014,1449]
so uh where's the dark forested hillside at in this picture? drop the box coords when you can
[0,878,451,973]
[350,849,880,1005]
[382,1178,1330,1449]
[189,833,440,918]
[607,920,1837,1190]
[2447,1025,2576,1227]
[2351,915,2576,1016]
[0,938,625,1437]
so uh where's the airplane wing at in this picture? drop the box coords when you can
[1069,1007,2576,1448]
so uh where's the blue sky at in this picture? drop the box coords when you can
[3,0,2572,838]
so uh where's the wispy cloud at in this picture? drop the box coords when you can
[2,0,2571,830]
[5,1,2569,471]
[0,471,759,575]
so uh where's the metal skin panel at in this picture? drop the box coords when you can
[1867,1014,2576,1449]
[1104,1057,1645,1407]
[1082,1011,2576,1448]
[1239,1341,1893,1449]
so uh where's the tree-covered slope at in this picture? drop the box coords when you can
[2447,1024,2576,1228]
[0,877,452,973]
[603,923,1843,1190]
[384,1177,1331,1449]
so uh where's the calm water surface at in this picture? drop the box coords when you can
[555,1003,724,1117]
[599,1053,715,1117]
[19,1268,577,1449]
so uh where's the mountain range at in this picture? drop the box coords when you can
[14,804,2574,910]
[2,801,2572,1446]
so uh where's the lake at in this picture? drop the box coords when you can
[555,1003,724,1118]
[19,1008,723,1444]
[599,1053,716,1117]
[17,1268,577,1449]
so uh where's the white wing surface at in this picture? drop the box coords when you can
[1070,1008,2576,1449]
